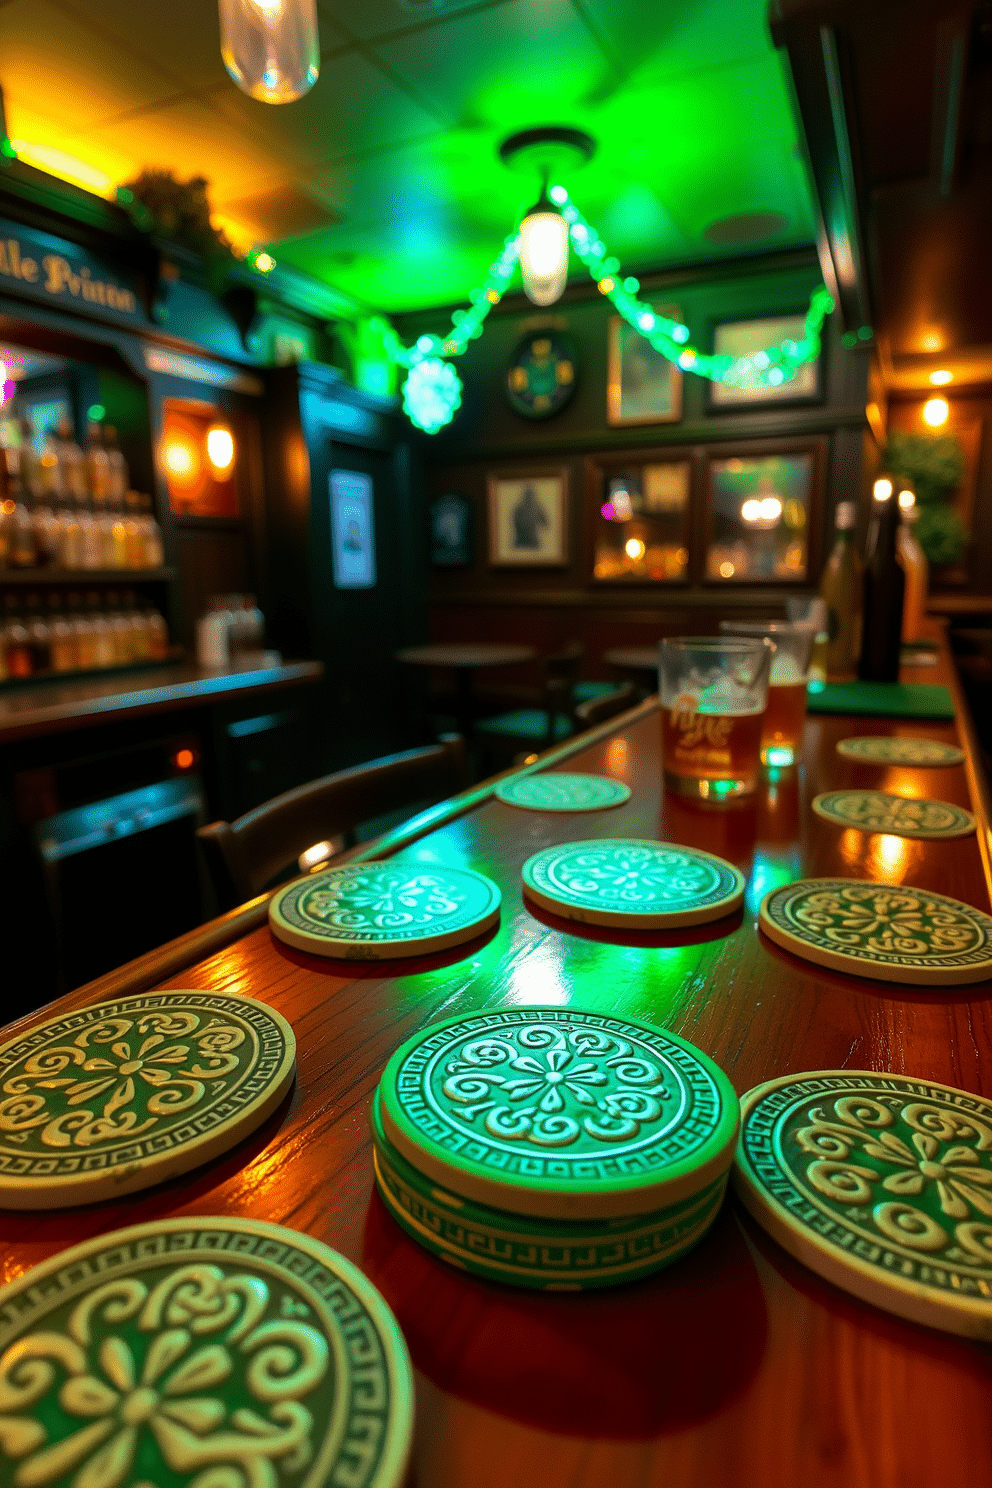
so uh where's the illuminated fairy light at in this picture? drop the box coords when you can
[402,357,463,436]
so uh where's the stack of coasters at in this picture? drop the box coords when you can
[734,1071,992,1340]
[0,1217,414,1487]
[372,1006,740,1290]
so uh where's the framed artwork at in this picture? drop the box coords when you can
[329,469,376,588]
[487,470,568,567]
[505,330,578,420]
[708,313,822,410]
[429,493,472,567]
[607,302,683,426]
[704,449,816,583]
[590,457,692,583]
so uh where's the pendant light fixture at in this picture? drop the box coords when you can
[219,0,319,104]
[499,127,596,307]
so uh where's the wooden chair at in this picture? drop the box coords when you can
[574,682,639,729]
[475,643,585,766]
[197,734,468,911]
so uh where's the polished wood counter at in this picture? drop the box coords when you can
[2,634,991,1488]
[0,655,324,744]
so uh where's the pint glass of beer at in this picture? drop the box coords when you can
[659,637,772,801]
[719,620,814,766]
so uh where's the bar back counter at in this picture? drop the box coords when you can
[1,629,989,1488]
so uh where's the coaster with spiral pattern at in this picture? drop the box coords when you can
[378,1005,740,1220]
[0,1216,413,1487]
[812,789,975,840]
[837,736,964,767]
[495,772,631,812]
[733,1070,992,1339]
[522,838,745,928]
[0,991,296,1209]
[270,861,500,959]
[759,878,992,985]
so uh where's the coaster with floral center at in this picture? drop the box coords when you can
[759,878,992,985]
[494,772,632,812]
[0,990,296,1210]
[837,736,964,767]
[371,1089,728,1289]
[733,1070,992,1339]
[377,1006,740,1222]
[0,1216,413,1487]
[521,838,745,929]
[812,789,976,840]
[269,861,501,959]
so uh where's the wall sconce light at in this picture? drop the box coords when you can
[873,476,894,502]
[922,396,949,427]
[162,432,201,486]
[219,0,319,104]
[206,425,236,477]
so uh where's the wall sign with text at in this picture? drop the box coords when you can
[330,470,376,589]
[0,218,146,324]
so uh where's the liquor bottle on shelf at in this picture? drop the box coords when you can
[68,590,96,670]
[6,464,37,569]
[87,590,115,668]
[897,486,929,644]
[31,482,60,567]
[78,483,102,570]
[17,417,40,500]
[37,427,63,505]
[47,592,77,673]
[23,592,51,673]
[56,414,87,505]
[106,591,133,664]
[140,493,165,568]
[123,493,145,569]
[146,601,169,660]
[123,589,150,660]
[3,595,32,677]
[85,421,111,505]
[60,483,84,569]
[859,476,905,683]
[106,486,129,569]
[105,425,129,502]
[819,500,863,682]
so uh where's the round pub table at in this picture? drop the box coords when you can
[396,642,537,735]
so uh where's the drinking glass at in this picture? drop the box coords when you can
[659,636,772,801]
[719,619,814,766]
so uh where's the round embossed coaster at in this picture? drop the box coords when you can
[812,789,976,839]
[0,991,296,1210]
[521,839,745,928]
[837,736,964,767]
[495,772,632,812]
[734,1071,992,1339]
[759,878,992,986]
[378,1006,740,1220]
[270,861,501,959]
[0,1216,413,1487]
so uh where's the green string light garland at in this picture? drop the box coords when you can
[378,185,834,434]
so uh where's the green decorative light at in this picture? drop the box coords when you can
[87,403,106,421]
[383,187,833,433]
[0,138,17,160]
[402,357,463,435]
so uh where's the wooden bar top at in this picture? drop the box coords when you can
[3,630,992,1488]
[0,655,324,744]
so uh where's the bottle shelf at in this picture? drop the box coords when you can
[0,647,185,692]
[0,568,175,586]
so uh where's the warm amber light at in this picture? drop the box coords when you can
[625,537,646,560]
[719,561,735,577]
[206,425,236,475]
[873,477,893,501]
[163,434,200,483]
[929,370,953,386]
[923,397,949,427]
[898,488,916,509]
[10,139,113,195]
[254,252,276,274]
[173,748,196,770]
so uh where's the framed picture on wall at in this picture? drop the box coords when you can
[487,470,568,567]
[708,313,822,410]
[330,469,376,588]
[589,456,692,583]
[704,445,822,583]
[429,493,472,567]
[607,303,683,426]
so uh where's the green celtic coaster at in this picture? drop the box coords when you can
[372,1092,727,1290]
[0,991,296,1210]
[812,789,976,840]
[379,1006,740,1220]
[270,861,501,960]
[837,736,964,767]
[495,773,632,812]
[521,839,745,928]
[759,879,992,986]
[0,1216,413,1487]
[734,1071,992,1340]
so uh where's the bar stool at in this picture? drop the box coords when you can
[197,735,468,911]
[574,682,639,728]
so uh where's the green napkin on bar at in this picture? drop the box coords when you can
[806,681,955,720]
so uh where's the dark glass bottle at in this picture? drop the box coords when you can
[859,481,905,683]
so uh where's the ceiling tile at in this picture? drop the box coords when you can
[576,0,771,82]
[0,0,186,130]
[318,0,504,46]
[52,0,229,92]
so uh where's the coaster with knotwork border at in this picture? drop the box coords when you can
[0,990,296,1209]
[269,861,501,960]
[812,789,975,840]
[378,1006,740,1221]
[0,1216,413,1487]
[521,838,745,929]
[836,736,964,767]
[495,772,632,812]
[733,1070,992,1339]
[759,879,992,985]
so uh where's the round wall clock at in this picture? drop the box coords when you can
[506,330,578,419]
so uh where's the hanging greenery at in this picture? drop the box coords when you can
[883,431,966,505]
[116,171,235,264]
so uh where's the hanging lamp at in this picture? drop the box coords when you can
[499,127,595,306]
[219,0,319,104]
